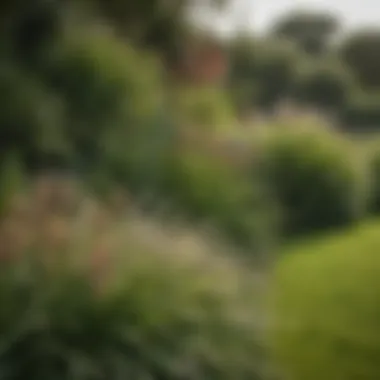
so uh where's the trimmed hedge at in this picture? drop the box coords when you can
[256,125,368,236]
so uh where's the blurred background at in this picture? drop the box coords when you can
[1,0,380,379]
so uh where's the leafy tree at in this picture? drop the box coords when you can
[0,0,63,64]
[78,0,228,63]
[339,90,380,130]
[293,58,354,113]
[254,39,300,110]
[228,37,300,112]
[227,35,260,114]
[340,30,380,89]
[0,61,68,170]
[271,11,340,55]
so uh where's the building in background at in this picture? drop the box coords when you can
[174,35,229,85]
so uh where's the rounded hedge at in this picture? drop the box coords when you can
[257,125,368,237]
[273,222,380,380]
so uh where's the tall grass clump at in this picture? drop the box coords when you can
[0,176,267,380]
[272,221,380,380]
[256,123,368,237]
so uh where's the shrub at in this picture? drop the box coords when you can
[257,124,368,237]
[0,153,25,217]
[160,148,278,254]
[293,59,353,112]
[0,62,68,168]
[339,91,380,131]
[0,184,266,380]
[272,221,380,380]
[174,86,236,131]
[0,23,168,176]
[42,26,166,176]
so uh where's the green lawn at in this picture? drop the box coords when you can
[272,219,380,380]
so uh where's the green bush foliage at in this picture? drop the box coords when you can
[0,20,168,177]
[0,62,68,168]
[0,187,265,380]
[293,59,353,112]
[339,91,380,131]
[257,125,368,236]
[175,86,236,131]
[160,148,278,253]
[43,28,165,169]
[273,221,380,380]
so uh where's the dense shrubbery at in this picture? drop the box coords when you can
[273,221,380,380]
[228,15,380,131]
[0,180,265,380]
[0,18,169,175]
[0,62,67,168]
[256,125,368,236]
[9,3,380,380]
[42,28,167,175]
[339,91,380,131]
[293,59,353,113]
[159,147,278,253]
[175,86,236,131]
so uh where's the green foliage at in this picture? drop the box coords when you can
[33,26,168,182]
[0,211,264,380]
[175,86,235,130]
[227,36,260,113]
[76,0,228,63]
[160,150,277,252]
[228,37,300,111]
[255,40,300,109]
[273,221,380,380]
[270,10,340,55]
[339,90,380,130]
[367,145,380,213]
[0,22,168,177]
[340,30,380,89]
[0,62,68,169]
[257,125,368,236]
[0,154,25,217]
[293,59,353,112]
[0,0,62,64]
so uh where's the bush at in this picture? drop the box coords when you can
[174,86,236,131]
[273,221,380,380]
[159,147,278,254]
[0,23,168,177]
[0,153,25,217]
[0,62,68,168]
[293,59,353,112]
[257,125,368,237]
[253,39,300,110]
[38,26,166,178]
[339,91,380,131]
[0,185,265,380]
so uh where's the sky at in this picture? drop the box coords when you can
[192,0,380,36]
